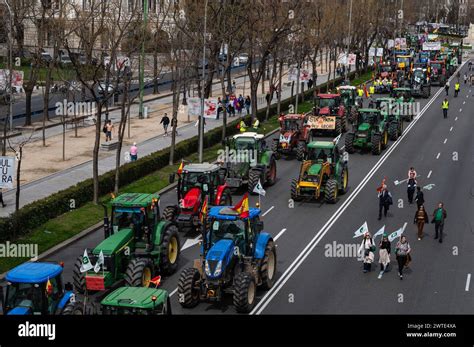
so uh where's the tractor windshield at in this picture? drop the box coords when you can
[283,119,299,131]
[112,208,146,234]
[316,97,336,108]
[234,137,256,151]
[181,172,209,192]
[359,112,377,124]
[210,219,246,244]
[307,148,332,163]
[5,282,44,314]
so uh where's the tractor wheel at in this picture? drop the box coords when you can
[62,301,83,315]
[177,268,201,308]
[72,256,86,294]
[350,107,358,124]
[160,224,180,275]
[296,141,306,161]
[335,118,343,135]
[260,240,277,290]
[248,169,260,194]
[324,179,338,204]
[398,120,404,137]
[342,113,347,132]
[163,205,178,222]
[389,122,399,141]
[345,133,355,154]
[219,189,232,206]
[233,272,257,313]
[339,167,349,195]
[382,130,389,149]
[124,258,154,288]
[271,139,281,160]
[371,134,382,155]
[290,179,301,201]
[266,158,277,186]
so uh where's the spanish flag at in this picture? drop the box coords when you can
[177,161,184,175]
[200,196,208,223]
[46,278,53,296]
[233,193,249,218]
[150,276,161,288]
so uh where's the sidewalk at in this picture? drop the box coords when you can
[0,63,340,217]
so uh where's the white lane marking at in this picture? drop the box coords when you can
[443,138,447,144]
[450,126,453,132]
[427,170,432,179]
[459,108,462,112]
[170,287,178,297]
[274,228,287,241]
[455,117,458,121]
[262,206,275,217]
[466,274,471,292]
[250,66,453,315]
[181,235,202,251]
[463,101,466,105]
[436,153,441,159]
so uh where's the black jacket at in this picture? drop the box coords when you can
[415,191,424,206]
[379,240,391,254]
[378,190,392,206]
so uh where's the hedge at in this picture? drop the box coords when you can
[0,68,371,241]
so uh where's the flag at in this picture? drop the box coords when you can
[353,221,369,238]
[80,249,94,273]
[388,223,407,242]
[333,134,342,145]
[177,161,184,175]
[376,177,386,193]
[363,84,369,98]
[199,196,208,223]
[372,225,385,242]
[150,276,161,288]
[252,179,266,196]
[94,250,104,273]
[233,193,249,218]
[46,278,53,296]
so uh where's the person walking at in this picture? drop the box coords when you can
[415,186,425,208]
[431,202,447,243]
[0,188,6,208]
[454,81,460,97]
[444,81,450,96]
[217,97,223,120]
[105,120,114,142]
[463,73,468,84]
[378,234,391,278]
[359,232,375,273]
[237,94,244,116]
[395,236,411,280]
[130,142,138,162]
[442,98,449,119]
[377,184,393,220]
[244,96,251,115]
[160,113,170,136]
[414,205,429,240]
[307,78,313,90]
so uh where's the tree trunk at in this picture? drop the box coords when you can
[92,104,102,204]
[24,88,33,126]
[15,147,22,213]
[114,80,129,194]
[153,51,159,94]
[276,60,283,115]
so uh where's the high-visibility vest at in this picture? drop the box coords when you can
[240,121,246,132]
[357,89,364,97]
[253,119,260,128]
[455,83,460,91]
[442,101,449,109]
[369,86,375,94]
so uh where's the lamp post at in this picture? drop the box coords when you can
[4,0,13,131]
[138,0,149,119]
[198,0,208,163]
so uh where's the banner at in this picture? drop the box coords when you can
[388,39,395,49]
[347,54,357,65]
[376,48,384,57]
[187,97,201,117]
[287,68,310,82]
[369,48,376,57]
[394,38,407,48]
[0,70,24,89]
[0,157,14,189]
[187,97,218,119]
[422,42,441,51]
[337,53,347,65]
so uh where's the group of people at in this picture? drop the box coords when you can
[217,94,251,119]
[366,166,448,279]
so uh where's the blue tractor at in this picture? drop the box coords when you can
[2,262,81,315]
[177,206,276,313]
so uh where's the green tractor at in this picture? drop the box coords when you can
[72,193,180,294]
[345,109,389,155]
[375,97,404,141]
[392,87,416,121]
[100,286,171,315]
[336,85,360,123]
[224,132,277,194]
[290,141,348,203]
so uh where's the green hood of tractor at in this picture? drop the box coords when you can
[308,164,322,176]
[101,287,168,309]
[358,123,370,132]
[93,228,133,256]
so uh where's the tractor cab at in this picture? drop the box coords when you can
[393,87,412,101]
[357,109,382,127]
[336,86,357,108]
[395,55,412,72]
[305,141,339,164]
[230,132,267,163]
[278,114,305,132]
[315,94,342,111]
[4,262,75,315]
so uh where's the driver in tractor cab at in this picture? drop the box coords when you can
[317,149,328,163]
[131,212,145,241]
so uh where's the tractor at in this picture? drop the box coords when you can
[376,63,395,80]
[429,60,447,86]
[224,132,277,193]
[375,98,404,141]
[308,94,348,136]
[392,87,416,121]
[272,113,310,161]
[3,262,82,315]
[177,205,276,313]
[290,141,348,203]
[164,163,232,232]
[72,193,180,294]
[345,108,389,155]
[100,286,171,315]
[336,85,359,123]
[409,67,431,98]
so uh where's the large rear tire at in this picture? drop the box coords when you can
[389,122,399,141]
[260,240,277,290]
[160,224,180,275]
[271,139,281,160]
[163,205,178,222]
[371,134,382,155]
[296,141,306,161]
[248,169,260,194]
[339,167,349,195]
[124,258,154,287]
[177,268,201,308]
[72,256,86,294]
[324,179,338,204]
[290,179,300,201]
[62,301,83,315]
[345,133,355,154]
[233,272,257,313]
[335,118,342,135]
[266,158,277,186]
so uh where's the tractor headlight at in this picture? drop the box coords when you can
[214,260,223,277]
[205,260,212,276]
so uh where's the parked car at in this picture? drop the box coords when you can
[58,54,73,67]
[40,52,53,65]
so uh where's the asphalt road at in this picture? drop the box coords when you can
[42,60,473,315]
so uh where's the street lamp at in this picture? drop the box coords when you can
[198,0,208,163]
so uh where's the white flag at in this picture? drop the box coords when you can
[353,222,368,238]
[94,250,104,273]
[388,223,407,242]
[372,225,385,243]
[253,179,266,196]
[333,134,342,145]
[80,249,94,273]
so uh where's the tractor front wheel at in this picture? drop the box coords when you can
[266,158,277,186]
[371,134,382,155]
[339,168,349,195]
[233,272,257,313]
[335,118,343,135]
[248,169,261,194]
[72,256,86,294]
[345,133,355,154]
[324,179,338,204]
[177,268,201,308]
[382,130,389,149]
[272,139,281,160]
[124,258,154,288]
[260,240,277,290]
[296,141,306,161]
[290,179,301,201]
[160,225,180,275]
[163,205,178,222]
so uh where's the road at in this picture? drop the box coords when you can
[42,60,473,315]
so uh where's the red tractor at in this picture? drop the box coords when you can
[272,113,310,161]
[307,94,348,136]
[164,163,232,232]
